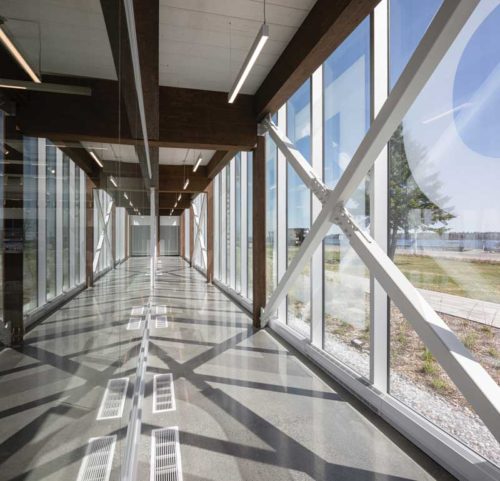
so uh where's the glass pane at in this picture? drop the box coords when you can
[23,137,38,313]
[46,142,57,301]
[247,152,253,300]
[235,154,241,292]
[287,80,311,338]
[323,17,371,376]
[266,130,277,299]
[62,155,70,291]
[389,0,500,466]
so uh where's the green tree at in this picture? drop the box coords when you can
[388,124,455,259]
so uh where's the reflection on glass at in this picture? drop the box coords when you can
[46,142,57,301]
[247,152,253,300]
[389,0,500,466]
[266,130,277,299]
[286,80,311,337]
[75,168,80,284]
[63,155,70,291]
[23,137,38,312]
[235,154,241,291]
[322,18,371,376]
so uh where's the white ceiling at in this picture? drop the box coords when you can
[159,147,215,166]
[0,0,116,80]
[159,0,315,93]
[82,142,139,164]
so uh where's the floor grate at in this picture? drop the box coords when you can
[127,317,143,330]
[152,305,167,316]
[150,427,182,481]
[77,436,116,481]
[153,374,175,413]
[155,316,168,329]
[97,378,129,420]
[131,306,145,316]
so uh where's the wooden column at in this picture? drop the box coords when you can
[180,211,185,259]
[2,116,24,346]
[86,177,95,287]
[253,135,266,328]
[189,205,194,266]
[206,182,214,283]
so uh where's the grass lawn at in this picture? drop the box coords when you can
[324,246,500,304]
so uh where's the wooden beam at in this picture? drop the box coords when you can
[159,86,256,150]
[255,0,380,119]
[159,192,192,210]
[252,135,266,328]
[206,150,238,179]
[159,208,185,217]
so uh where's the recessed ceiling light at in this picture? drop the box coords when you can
[90,151,103,168]
[193,154,202,172]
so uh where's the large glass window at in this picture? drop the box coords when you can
[266,124,278,300]
[23,137,38,313]
[286,80,311,337]
[235,154,241,292]
[389,0,499,467]
[247,152,253,300]
[46,143,57,301]
[62,155,70,291]
[322,18,371,377]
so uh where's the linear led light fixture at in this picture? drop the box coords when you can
[193,154,202,172]
[109,176,118,188]
[124,193,129,200]
[0,25,41,83]
[183,178,190,190]
[0,78,91,96]
[177,193,182,202]
[228,23,269,104]
[174,201,178,208]
[90,151,103,168]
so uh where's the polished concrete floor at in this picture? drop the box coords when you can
[0,257,455,481]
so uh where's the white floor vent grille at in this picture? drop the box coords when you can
[97,378,129,420]
[131,306,145,316]
[153,374,175,412]
[77,436,116,481]
[152,305,167,316]
[127,317,143,330]
[150,427,182,481]
[155,316,168,329]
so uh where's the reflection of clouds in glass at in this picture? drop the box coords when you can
[403,1,500,231]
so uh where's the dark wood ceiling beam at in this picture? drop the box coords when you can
[206,150,238,179]
[14,80,256,151]
[255,0,380,119]
[159,208,185,217]
[159,193,192,210]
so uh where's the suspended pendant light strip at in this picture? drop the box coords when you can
[228,22,269,104]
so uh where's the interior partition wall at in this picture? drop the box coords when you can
[130,215,151,256]
[192,194,207,272]
[210,1,499,479]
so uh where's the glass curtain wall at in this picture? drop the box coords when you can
[253,1,500,473]
[17,138,87,317]
[213,152,253,301]
[192,193,207,272]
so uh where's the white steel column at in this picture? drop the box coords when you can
[55,149,63,295]
[69,161,75,288]
[311,65,324,348]
[276,105,287,322]
[229,160,236,289]
[241,152,248,298]
[370,0,390,392]
[37,138,46,307]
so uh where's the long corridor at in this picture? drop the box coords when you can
[0,258,454,481]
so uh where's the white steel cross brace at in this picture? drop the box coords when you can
[192,195,207,270]
[93,193,114,273]
[260,0,500,443]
